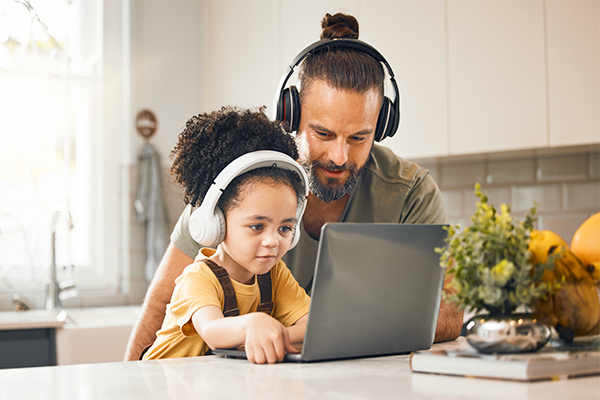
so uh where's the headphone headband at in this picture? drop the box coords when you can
[288,39,395,78]
[190,150,309,248]
[274,38,400,141]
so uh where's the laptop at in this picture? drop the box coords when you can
[213,222,448,362]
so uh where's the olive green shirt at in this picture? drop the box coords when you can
[171,144,447,289]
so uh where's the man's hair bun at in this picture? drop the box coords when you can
[320,13,359,40]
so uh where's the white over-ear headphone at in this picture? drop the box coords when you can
[189,150,309,249]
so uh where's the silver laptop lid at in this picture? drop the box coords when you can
[301,223,447,362]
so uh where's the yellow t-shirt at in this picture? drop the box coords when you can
[143,248,311,360]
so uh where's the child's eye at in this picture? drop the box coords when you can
[249,224,263,231]
[279,226,293,234]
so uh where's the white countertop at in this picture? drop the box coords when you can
[0,338,598,400]
[0,310,64,330]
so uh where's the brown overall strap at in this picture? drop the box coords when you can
[204,259,239,317]
[204,259,273,316]
[256,272,273,315]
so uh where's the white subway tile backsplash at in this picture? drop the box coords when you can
[419,162,440,183]
[82,293,129,308]
[536,154,588,182]
[463,187,512,216]
[511,185,562,213]
[590,152,599,178]
[441,190,463,216]
[563,181,600,211]
[440,162,486,188]
[60,296,82,309]
[487,159,535,184]
[537,213,591,244]
[447,217,472,230]
[420,147,597,273]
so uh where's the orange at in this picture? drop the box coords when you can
[571,212,600,266]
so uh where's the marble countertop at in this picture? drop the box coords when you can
[0,310,65,330]
[0,338,598,400]
[0,306,143,331]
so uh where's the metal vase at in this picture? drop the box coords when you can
[465,313,552,354]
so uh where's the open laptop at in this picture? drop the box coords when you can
[213,222,448,362]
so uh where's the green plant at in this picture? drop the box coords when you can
[436,183,556,315]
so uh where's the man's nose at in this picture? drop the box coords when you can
[328,138,349,167]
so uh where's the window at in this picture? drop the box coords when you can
[0,0,127,296]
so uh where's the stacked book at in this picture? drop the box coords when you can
[410,345,600,382]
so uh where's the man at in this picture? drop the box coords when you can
[125,13,463,361]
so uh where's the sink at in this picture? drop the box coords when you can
[62,306,141,327]
[55,306,141,365]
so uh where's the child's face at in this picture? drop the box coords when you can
[218,180,298,284]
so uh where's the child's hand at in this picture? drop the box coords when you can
[244,313,298,364]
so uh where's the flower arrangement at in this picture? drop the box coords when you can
[437,184,556,315]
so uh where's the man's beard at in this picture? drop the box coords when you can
[300,159,359,203]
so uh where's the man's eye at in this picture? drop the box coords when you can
[250,224,263,231]
[316,131,330,138]
[351,136,367,142]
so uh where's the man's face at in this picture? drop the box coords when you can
[296,80,380,203]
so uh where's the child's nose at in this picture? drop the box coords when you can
[261,231,279,248]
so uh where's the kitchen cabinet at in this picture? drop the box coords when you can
[546,0,600,147]
[362,1,448,159]
[197,1,598,159]
[0,328,57,369]
[447,0,548,155]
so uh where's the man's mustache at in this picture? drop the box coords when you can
[313,160,358,174]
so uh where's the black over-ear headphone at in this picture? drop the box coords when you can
[274,38,401,142]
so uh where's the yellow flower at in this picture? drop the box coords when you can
[490,259,515,286]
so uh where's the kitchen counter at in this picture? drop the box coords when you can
[0,310,64,330]
[0,338,598,400]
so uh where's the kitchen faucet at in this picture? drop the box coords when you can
[46,210,78,312]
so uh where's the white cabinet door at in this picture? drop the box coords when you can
[546,1,600,147]
[447,0,548,155]
[361,1,448,159]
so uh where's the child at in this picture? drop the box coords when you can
[142,107,311,364]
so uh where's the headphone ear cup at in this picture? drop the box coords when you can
[213,206,226,246]
[189,206,226,248]
[375,97,392,142]
[289,225,300,250]
[288,196,306,251]
[281,86,301,132]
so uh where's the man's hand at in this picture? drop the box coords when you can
[243,313,298,364]
[434,274,464,342]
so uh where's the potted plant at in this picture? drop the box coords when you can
[437,184,557,353]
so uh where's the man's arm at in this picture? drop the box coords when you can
[124,243,194,361]
[433,274,464,343]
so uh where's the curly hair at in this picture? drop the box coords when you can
[169,106,301,210]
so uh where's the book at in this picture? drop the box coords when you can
[410,347,600,382]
